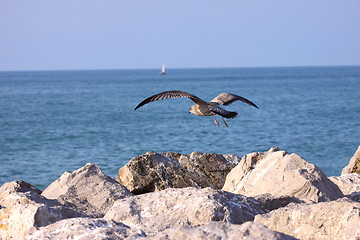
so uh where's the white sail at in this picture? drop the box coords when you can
[160,63,166,75]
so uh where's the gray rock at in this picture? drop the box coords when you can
[0,180,41,197]
[149,221,298,240]
[223,148,343,202]
[104,187,264,235]
[348,192,360,202]
[328,173,360,196]
[255,198,360,240]
[42,163,132,217]
[341,145,360,175]
[117,151,240,194]
[25,217,146,240]
[0,180,82,240]
[253,194,305,213]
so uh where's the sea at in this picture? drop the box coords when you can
[1,66,359,190]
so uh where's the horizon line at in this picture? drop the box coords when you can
[0,64,359,73]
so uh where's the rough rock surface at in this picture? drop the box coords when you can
[329,173,360,196]
[253,194,304,213]
[116,151,240,194]
[25,217,146,240]
[4,147,360,239]
[348,192,360,202]
[222,148,343,202]
[341,145,360,174]
[0,179,41,200]
[0,180,82,240]
[42,163,132,217]
[104,187,264,235]
[148,221,297,240]
[255,198,360,240]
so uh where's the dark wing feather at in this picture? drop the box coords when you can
[134,90,205,110]
[210,106,238,119]
[210,93,259,109]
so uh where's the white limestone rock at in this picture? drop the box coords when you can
[222,148,343,202]
[341,145,360,175]
[42,163,132,217]
[328,173,360,196]
[104,187,264,235]
[148,221,297,240]
[25,217,146,240]
[0,180,82,240]
[255,198,360,240]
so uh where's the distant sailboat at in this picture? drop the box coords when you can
[160,63,166,75]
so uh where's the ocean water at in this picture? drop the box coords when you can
[1,66,360,190]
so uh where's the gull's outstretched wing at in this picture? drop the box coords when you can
[134,90,207,110]
[210,93,259,109]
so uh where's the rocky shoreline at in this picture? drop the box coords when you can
[1,146,359,239]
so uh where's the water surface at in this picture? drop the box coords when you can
[1,66,359,189]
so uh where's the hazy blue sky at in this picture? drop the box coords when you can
[1,1,359,71]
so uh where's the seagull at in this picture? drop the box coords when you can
[134,90,259,127]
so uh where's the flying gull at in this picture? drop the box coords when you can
[134,90,259,127]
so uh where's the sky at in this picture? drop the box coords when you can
[0,0,359,71]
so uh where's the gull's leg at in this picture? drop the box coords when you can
[222,117,229,127]
[214,115,220,127]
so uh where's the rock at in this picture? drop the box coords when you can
[0,179,41,201]
[104,187,264,235]
[116,151,240,194]
[348,192,360,202]
[253,194,305,213]
[222,154,242,165]
[42,163,132,217]
[222,148,343,202]
[116,152,190,194]
[328,173,360,195]
[255,198,360,240]
[165,152,241,189]
[0,180,82,240]
[25,217,146,240]
[341,146,360,174]
[148,221,297,240]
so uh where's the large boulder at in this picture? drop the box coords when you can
[149,221,297,240]
[42,163,132,217]
[116,151,240,194]
[255,198,360,240]
[104,187,264,235]
[222,148,343,202]
[341,145,360,174]
[328,173,360,196]
[25,217,146,240]
[0,180,82,240]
